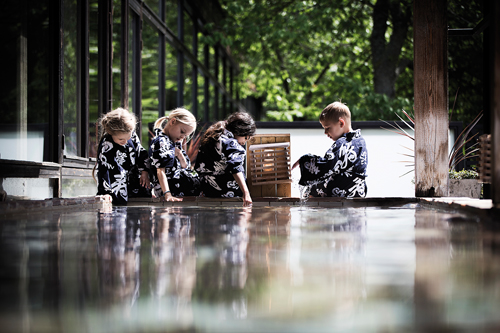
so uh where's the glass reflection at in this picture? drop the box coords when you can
[149,207,196,323]
[97,207,142,310]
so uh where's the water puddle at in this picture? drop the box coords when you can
[1,204,499,332]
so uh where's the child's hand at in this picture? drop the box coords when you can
[292,159,300,170]
[242,192,252,207]
[140,170,151,188]
[163,192,183,202]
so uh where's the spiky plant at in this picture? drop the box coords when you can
[380,108,483,177]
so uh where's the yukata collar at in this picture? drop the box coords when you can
[154,127,164,137]
[345,129,361,141]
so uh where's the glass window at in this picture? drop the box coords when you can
[165,0,177,35]
[143,0,160,18]
[0,0,51,162]
[165,41,178,112]
[197,69,205,122]
[198,32,205,65]
[88,0,99,158]
[209,83,216,121]
[183,59,193,111]
[128,10,134,115]
[63,0,79,157]
[112,0,122,109]
[142,21,160,144]
[183,10,193,52]
[209,46,216,81]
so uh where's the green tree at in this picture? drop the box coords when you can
[214,0,413,121]
[211,0,483,123]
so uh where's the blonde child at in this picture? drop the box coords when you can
[149,108,200,201]
[194,112,256,206]
[95,108,151,204]
[292,101,368,197]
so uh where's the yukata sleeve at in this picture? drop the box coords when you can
[96,138,114,196]
[96,137,127,204]
[223,139,246,174]
[298,142,343,186]
[150,135,176,169]
[130,131,150,172]
[175,142,192,169]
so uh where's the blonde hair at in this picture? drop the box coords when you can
[153,107,197,132]
[319,101,351,126]
[100,107,136,137]
[93,108,136,182]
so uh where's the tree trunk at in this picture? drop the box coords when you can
[370,0,411,98]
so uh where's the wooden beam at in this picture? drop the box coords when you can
[492,0,500,206]
[413,0,449,197]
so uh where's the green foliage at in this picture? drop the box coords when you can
[215,0,415,121]
[447,0,484,125]
[212,0,483,124]
[449,169,479,180]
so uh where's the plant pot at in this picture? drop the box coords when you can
[448,179,482,198]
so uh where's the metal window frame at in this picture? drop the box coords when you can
[131,0,242,122]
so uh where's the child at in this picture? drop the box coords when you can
[195,112,256,206]
[149,108,200,201]
[292,101,368,197]
[94,108,151,204]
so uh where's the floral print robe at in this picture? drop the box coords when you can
[194,130,247,198]
[96,131,150,204]
[149,128,200,197]
[298,129,368,198]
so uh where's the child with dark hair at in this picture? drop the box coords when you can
[195,112,256,206]
[94,108,151,204]
[292,101,368,198]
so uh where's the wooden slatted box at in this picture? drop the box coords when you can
[246,134,292,197]
[478,134,491,183]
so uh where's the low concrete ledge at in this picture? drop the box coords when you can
[417,197,500,220]
[0,195,112,217]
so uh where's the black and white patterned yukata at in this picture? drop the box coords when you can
[194,130,246,198]
[96,131,151,204]
[149,128,200,197]
[298,129,368,198]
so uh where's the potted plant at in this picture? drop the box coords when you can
[448,169,481,198]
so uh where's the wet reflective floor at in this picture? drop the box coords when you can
[1,204,500,332]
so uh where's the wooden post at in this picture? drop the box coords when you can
[413,0,449,197]
[491,0,500,206]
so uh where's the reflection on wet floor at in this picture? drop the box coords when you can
[1,204,500,332]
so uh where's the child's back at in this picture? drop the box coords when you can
[95,108,151,204]
[195,112,256,206]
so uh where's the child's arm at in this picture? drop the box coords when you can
[233,172,252,206]
[156,167,183,202]
[131,131,151,189]
[175,147,188,169]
